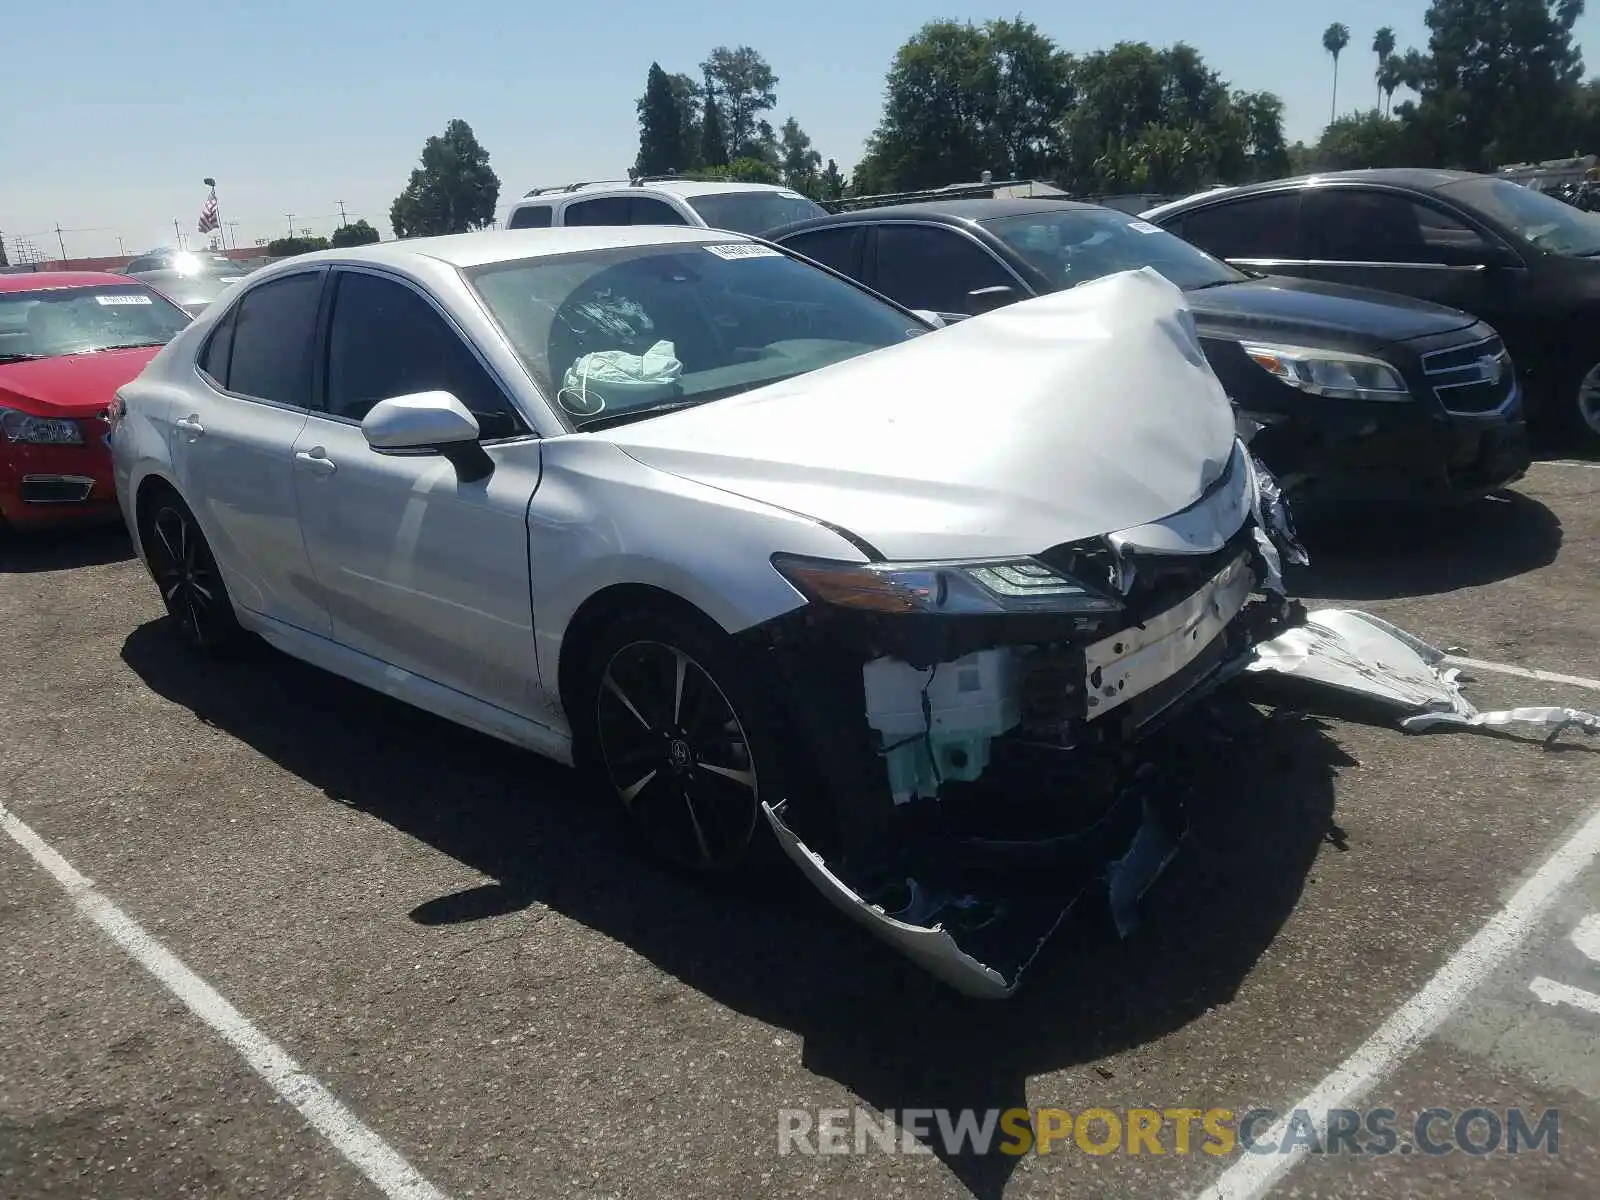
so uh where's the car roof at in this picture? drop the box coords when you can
[1142,168,1486,218]
[265,225,743,272]
[0,271,143,293]
[769,196,1099,238]
[516,180,801,204]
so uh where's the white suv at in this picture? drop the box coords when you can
[505,178,829,237]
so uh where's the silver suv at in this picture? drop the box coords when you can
[505,177,828,236]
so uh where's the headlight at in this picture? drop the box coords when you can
[1241,341,1411,402]
[771,553,1122,616]
[0,407,84,445]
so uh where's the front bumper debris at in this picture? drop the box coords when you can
[1243,608,1600,744]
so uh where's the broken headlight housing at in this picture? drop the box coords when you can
[1240,341,1410,402]
[771,553,1123,616]
[1,407,84,445]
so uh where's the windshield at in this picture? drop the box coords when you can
[128,253,246,278]
[0,284,192,360]
[685,190,830,235]
[467,241,928,427]
[1439,176,1600,255]
[982,207,1247,291]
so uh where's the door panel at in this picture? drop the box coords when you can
[291,418,542,716]
[175,271,331,636]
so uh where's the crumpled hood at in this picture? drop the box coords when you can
[601,267,1239,561]
[0,346,161,418]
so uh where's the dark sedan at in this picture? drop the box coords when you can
[766,199,1530,514]
[1142,168,1600,446]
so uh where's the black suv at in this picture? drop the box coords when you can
[1142,168,1600,446]
[766,199,1530,513]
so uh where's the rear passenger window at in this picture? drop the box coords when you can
[224,272,323,405]
[1303,189,1493,264]
[508,205,552,229]
[563,197,633,226]
[1178,193,1303,260]
[780,226,865,277]
[629,197,688,225]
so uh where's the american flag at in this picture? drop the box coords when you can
[197,188,220,233]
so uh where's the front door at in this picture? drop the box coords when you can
[291,267,544,718]
[174,268,331,637]
[866,222,1026,323]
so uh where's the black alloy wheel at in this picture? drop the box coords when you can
[143,496,239,652]
[592,633,764,872]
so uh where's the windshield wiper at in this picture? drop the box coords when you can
[1186,278,1242,291]
[85,341,165,353]
[0,352,46,363]
[572,399,710,432]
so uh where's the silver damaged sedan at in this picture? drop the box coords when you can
[111,227,1312,997]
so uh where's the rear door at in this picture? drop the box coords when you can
[775,225,868,280]
[175,269,332,636]
[865,223,1025,322]
[559,196,635,227]
[1298,186,1527,321]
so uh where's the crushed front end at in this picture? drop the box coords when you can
[739,443,1308,998]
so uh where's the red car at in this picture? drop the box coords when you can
[0,272,191,533]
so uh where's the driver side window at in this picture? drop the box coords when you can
[322,271,527,439]
[872,225,1015,314]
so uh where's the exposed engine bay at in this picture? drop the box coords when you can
[746,454,1597,999]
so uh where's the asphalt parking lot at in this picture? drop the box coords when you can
[2,457,1598,1200]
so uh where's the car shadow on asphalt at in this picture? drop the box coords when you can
[1288,489,1561,601]
[0,525,133,573]
[121,623,1353,1200]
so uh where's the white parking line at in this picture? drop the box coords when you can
[1195,802,1600,1200]
[1443,655,1600,695]
[1529,976,1600,1016]
[0,800,451,1200]
[1537,459,1600,470]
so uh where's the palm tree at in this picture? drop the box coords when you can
[1378,58,1402,118]
[1373,26,1396,113]
[1323,22,1351,123]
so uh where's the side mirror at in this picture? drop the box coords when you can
[911,309,947,329]
[361,390,493,481]
[966,285,1019,316]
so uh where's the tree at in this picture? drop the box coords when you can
[636,62,690,178]
[1378,57,1403,118]
[698,156,781,184]
[0,236,8,269]
[267,235,330,257]
[1323,22,1351,123]
[700,74,729,168]
[818,159,847,201]
[1312,110,1413,169]
[1396,0,1586,170]
[389,118,500,239]
[665,73,705,168]
[330,219,380,247]
[778,117,822,195]
[1373,26,1397,111]
[701,46,778,159]
[857,19,1069,192]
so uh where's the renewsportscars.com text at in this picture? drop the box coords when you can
[777,1106,1560,1158]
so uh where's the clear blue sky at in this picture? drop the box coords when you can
[6,0,1599,258]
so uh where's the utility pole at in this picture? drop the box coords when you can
[225,221,240,251]
[335,199,348,227]
[116,236,126,256]
[285,213,296,239]
[54,223,67,263]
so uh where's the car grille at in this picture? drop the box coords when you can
[1421,334,1516,415]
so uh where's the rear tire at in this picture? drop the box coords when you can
[571,607,788,875]
[140,491,241,653]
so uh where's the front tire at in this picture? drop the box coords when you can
[141,492,241,653]
[574,609,782,874]
[1568,360,1600,448]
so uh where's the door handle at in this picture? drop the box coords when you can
[174,414,205,436]
[294,448,337,475]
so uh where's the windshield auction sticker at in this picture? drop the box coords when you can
[704,243,782,260]
[95,294,153,305]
